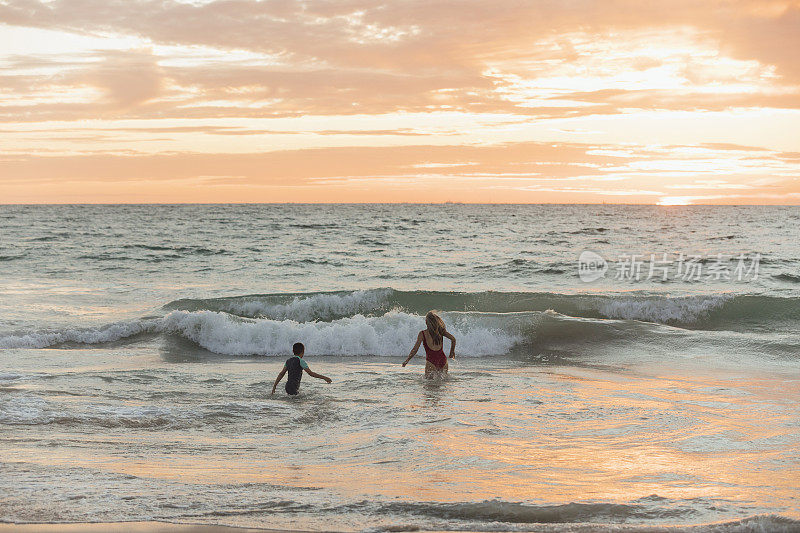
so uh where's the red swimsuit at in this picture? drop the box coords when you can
[422,332,447,369]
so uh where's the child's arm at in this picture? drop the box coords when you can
[271,365,287,395]
[444,331,456,359]
[304,367,332,383]
[402,331,423,366]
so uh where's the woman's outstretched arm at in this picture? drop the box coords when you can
[402,331,424,366]
[444,331,456,359]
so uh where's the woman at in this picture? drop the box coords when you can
[402,311,456,377]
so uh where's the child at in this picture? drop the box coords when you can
[271,342,331,396]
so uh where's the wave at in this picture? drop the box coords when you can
[594,295,732,324]
[377,499,679,524]
[0,395,178,428]
[0,395,280,429]
[77,245,232,262]
[121,244,230,255]
[569,227,609,234]
[164,289,800,329]
[2,290,799,356]
[0,318,160,349]
[166,495,800,531]
[362,500,800,531]
[0,310,524,356]
[478,259,570,275]
[3,306,798,360]
[165,289,393,322]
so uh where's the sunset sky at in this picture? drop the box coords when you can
[1,0,799,204]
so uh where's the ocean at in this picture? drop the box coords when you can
[0,204,798,532]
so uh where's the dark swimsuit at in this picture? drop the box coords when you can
[284,355,308,395]
[422,332,448,370]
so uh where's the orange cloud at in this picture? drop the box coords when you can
[1,0,799,203]
[2,141,798,204]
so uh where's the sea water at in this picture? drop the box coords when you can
[0,204,798,531]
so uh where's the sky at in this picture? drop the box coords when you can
[0,0,799,204]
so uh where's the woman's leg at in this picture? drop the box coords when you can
[425,361,447,378]
[425,361,437,378]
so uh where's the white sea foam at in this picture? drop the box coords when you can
[594,295,732,324]
[0,395,51,425]
[0,310,522,356]
[0,294,787,356]
[160,309,521,356]
[0,318,160,349]
[0,395,181,427]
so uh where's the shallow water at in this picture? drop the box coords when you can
[1,204,799,531]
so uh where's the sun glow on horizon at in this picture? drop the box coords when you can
[658,196,694,206]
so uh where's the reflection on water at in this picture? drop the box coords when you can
[1,346,798,530]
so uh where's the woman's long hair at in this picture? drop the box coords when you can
[425,311,446,345]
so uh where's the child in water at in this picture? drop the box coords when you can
[402,311,456,378]
[271,342,332,396]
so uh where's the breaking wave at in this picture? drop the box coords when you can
[165,288,392,322]
[164,288,800,328]
[0,310,524,356]
[2,290,798,356]
[357,499,800,532]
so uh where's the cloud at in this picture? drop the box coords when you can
[3,49,795,123]
[2,0,798,76]
[2,139,797,186]
[551,88,800,112]
[1,1,799,123]
[2,0,800,203]
[78,48,165,108]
